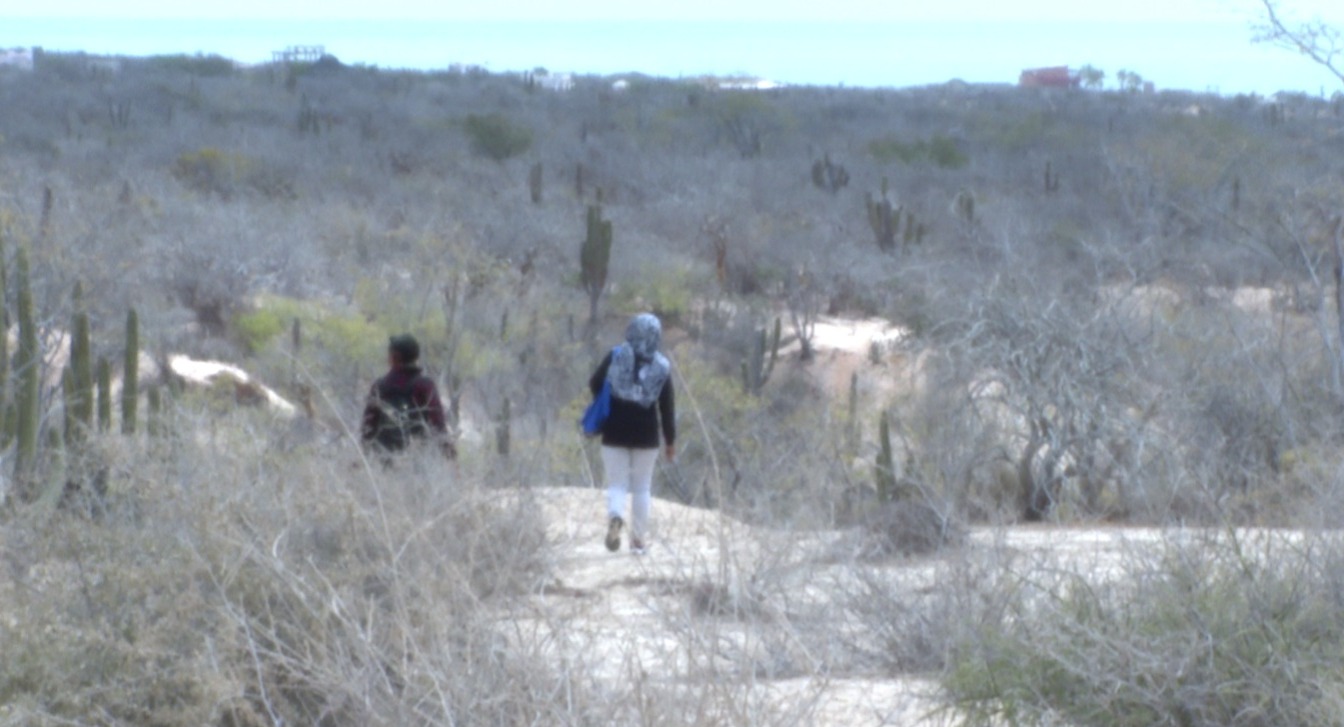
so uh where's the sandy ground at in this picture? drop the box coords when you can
[505,487,1217,726]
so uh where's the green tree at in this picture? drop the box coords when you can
[463,114,533,162]
[1078,64,1105,90]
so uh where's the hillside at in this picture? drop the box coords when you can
[3,51,1344,724]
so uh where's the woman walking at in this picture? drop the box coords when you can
[589,313,676,554]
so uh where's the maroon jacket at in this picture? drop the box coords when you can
[361,366,448,447]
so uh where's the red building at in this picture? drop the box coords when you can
[1019,66,1081,89]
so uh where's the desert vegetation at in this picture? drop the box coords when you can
[2,8,1344,721]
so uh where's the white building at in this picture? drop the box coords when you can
[0,48,34,72]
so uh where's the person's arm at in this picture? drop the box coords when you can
[659,375,676,458]
[589,352,613,396]
[414,377,457,460]
[360,383,381,443]
[414,377,449,435]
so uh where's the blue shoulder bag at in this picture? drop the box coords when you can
[580,348,618,437]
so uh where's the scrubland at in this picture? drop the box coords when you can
[2,50,1344,724]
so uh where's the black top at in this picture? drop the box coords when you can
[589,352,675,450]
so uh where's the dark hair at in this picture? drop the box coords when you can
[388,334,420,364]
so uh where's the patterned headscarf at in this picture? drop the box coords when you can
[608,313,671,408]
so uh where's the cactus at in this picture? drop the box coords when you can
[876,411,898,503]
[741,317,781,395]
[298,94,321,135]
[866,178,899,252]
[108,99,131,129]
[580,195,614,326]
[1044,161,1060,194]
[97,357,111,433]
[146,385,162,438]
[13,247,39,487]
[61,367,74,445]
[528,162,543,204]
[810,154,849,194]
[68,283,94,440]
[39,186,53,241]
[495,396,511,458]
[866,178,923,252]
[846,372,859,457]
[954,189,976,224]
[122,308,139,435]
[1265,103,1283,126]
[0,234,8,418]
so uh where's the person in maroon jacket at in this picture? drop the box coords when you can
[361,334,455,461]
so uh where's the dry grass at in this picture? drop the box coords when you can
[0,419,580,726]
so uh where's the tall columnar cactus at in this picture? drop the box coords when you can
[1044,161,1060,194]
[741,317,781,396]
[955,189,976,224]
[96,357,111,433]
[122,308,139,435]
[580,195,613,325]
[876,411,898,503]
[866,178,899,252]
[146,385,162,438]
[496,396,511,458]
[13,247,40,484]
[0,234,8,416]
[846,372,859,457]
[69,283,94,439]
[866,177,922,252]
[528,162,543,204]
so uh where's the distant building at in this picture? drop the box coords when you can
[705,76,781,91]
[538,72,574,92]
[1019,66,1080,89]
[0,47,34,72]
[272,46,325,65]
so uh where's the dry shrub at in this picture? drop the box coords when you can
[859,500,965,559]
[941,531,1344,726]
[0,421,585,726]
[842,547,1021,676]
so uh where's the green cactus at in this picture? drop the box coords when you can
[13,247,40,489]
[61,366,74,445]
[146,385,162,438]
[811,154,849,194]
[876,411,898,503]
[122,308,139,435]
[580,196,614,325]
[846,372,859,457]
[866,179,899,252]
[741,317,781,395]
[867,177,923,252]
[495,396,511,458]
[298,94,321,135]
[528,162,543,204]
[1044,161,1060,193]
[0,234,8,419]
[68,283,94,440]
[97,357,111,433]
[955,189,976,224]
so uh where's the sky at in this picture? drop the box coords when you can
[5,0,1338,22]
[4,0,1344,94]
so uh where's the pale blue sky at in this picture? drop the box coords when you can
[5,1,1344,93]
[7,0,1340,22]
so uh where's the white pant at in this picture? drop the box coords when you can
[601,446,658,540]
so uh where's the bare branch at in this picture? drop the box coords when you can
[1255,0,1344,86]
